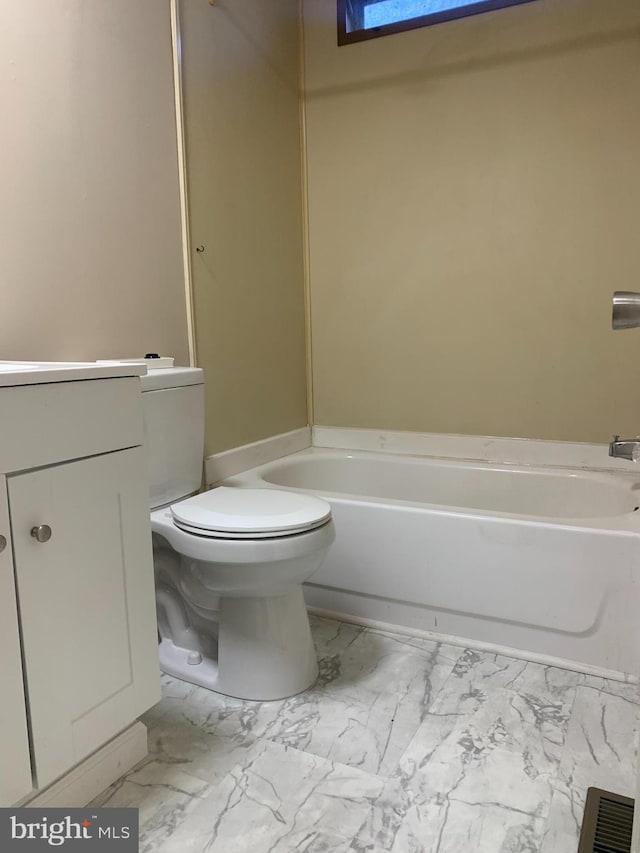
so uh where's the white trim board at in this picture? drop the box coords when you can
[170,0,197,368]
[307,606,638,686]
[22,723,148,809]
[312,426,635,472]
[205,427,311,485]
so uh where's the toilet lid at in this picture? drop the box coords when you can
[170,486,332,538]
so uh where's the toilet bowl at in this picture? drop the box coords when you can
[135,361,335,701]
[151,486,334,700]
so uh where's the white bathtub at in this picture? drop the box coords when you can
[230,448,640,680]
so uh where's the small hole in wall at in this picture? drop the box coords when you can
[634,506,639,512]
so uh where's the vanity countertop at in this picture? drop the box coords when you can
[0,360,147,388]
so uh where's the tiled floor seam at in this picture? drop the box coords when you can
[388,644,468,776]
[536,675,583,842]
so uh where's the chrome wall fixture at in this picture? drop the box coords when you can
[612,292,640,330]
[609,291,640,461]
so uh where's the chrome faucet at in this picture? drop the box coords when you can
[609,435,640,462]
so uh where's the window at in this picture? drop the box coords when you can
[338,0,537,45]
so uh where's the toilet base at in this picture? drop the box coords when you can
[158,586,319,701]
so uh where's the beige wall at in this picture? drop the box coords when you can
[181,0,307,455]
[303,0,640,443]
[0,1,189,364]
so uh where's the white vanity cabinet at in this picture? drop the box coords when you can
[0,476,33,805]
[0,370,160,802]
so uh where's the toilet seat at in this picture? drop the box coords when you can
[170,486,332,540]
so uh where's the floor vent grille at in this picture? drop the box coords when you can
[578,787,635,853]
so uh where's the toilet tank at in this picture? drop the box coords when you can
[140,366,205,509]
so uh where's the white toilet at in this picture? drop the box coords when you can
[140,364,335,701]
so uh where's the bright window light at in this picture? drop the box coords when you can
[365,0,479,29]
[338,0,537,45]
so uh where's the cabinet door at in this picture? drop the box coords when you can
[0,476,33,805]
[9,447,160,790]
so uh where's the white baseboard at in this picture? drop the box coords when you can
[312,426,632,471]
[205,427,311,485]
[307,605,637,685]
[23,722,148,808]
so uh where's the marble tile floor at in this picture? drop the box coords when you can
[92,616,640,852]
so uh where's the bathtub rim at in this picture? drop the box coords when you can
[227,447,640,534]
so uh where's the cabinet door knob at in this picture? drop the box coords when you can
[30,525,52,543]
[0,534,6,552]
